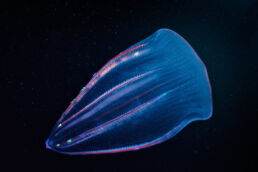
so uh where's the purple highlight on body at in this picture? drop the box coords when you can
[61,120,184,155]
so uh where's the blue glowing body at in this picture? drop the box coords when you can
[46,28,213,155]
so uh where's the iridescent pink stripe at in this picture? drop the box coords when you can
[61,43,146,116]
[60,93,164,147]
[60,70,154,127]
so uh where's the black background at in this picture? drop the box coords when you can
[2,0,257,171]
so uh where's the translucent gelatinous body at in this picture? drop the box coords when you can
[46,28,213,155]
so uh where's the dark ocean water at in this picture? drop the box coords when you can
[2,0,257,171]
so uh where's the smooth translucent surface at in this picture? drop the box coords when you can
[46,28,213,155]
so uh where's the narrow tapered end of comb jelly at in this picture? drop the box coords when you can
[45,138,54,150]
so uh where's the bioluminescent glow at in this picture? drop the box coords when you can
[46,28,213,155]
